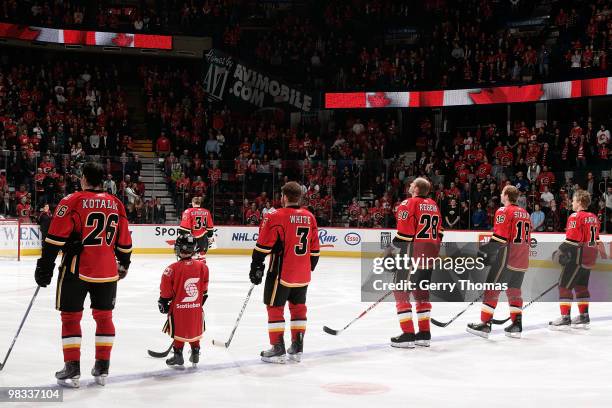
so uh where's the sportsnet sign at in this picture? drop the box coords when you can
[325,77,612,109]
[203,49,314,112]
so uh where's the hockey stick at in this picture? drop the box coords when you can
[212,284,255,348]
[431,292,485,328]
[0,286,40,371]
[491,282,559,325]
[323,290,393,335]
[147,343,173,358]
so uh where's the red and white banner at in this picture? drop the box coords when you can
[0,22,172,50]
[325,77,612,109]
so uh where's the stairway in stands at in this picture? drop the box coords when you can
[130,140,178,224]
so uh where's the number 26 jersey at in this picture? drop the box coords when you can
[45,190,132,282]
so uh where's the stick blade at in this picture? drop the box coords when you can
[430,318,449,328]
[211,339,228,348]
[323,326,340,336]
[147,348,171,358]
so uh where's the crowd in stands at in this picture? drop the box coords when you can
[0,51,157,225]
[144,61,611,233]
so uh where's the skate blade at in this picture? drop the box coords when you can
[190,363,198,368]
[166,364,185,370]
[390,341,415,349]
[261,355,286,364]
[415,340,431,347]
[466,327,490,339]
[571,323,590,330]
[548,324,571,331]
[287,352,302,363]
[505,332,522,339]
[57,377,80,388]
[93,375,107,386]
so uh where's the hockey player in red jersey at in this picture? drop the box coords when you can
[249,181,320,363]
[178,196,214,259]
[158,234,209,367]
[467,185,531,339]
[391,177,443,348]
[34,162,132,387]
[549,190,601,330]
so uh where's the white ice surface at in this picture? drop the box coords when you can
[0,255,611,408]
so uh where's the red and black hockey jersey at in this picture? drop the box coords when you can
[45,190,132,282]
[254,206,320,287]
[490,204,531,272]
[160,259,209,342]
[179,207,213,238]
[565,211,600,268]
[395,196,443,260]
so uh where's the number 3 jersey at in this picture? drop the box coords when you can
[254,206,320,287]
[45,190,132,282]
[565,211,600,269]
[491,204,531,272]
[179,207,213,238]
[395,196,443,260]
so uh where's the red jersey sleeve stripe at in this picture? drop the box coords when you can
[491,234,507,243]
[255,244,272,253]
[396,232,414,241]
[44,234,67,246]
[116,245,133,253]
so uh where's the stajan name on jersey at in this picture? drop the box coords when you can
[82,199,119,210]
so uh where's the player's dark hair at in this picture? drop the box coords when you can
[82,161,104,187]
[281,181,302,204]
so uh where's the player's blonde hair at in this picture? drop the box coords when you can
[192,196,203,206]
[502,185,519,203]
[413,177,431,196]
[573,189,591,209]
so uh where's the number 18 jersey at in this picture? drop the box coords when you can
[45,190,132,282]
[491,204,531,272]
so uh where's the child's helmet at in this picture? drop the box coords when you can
[175,233,197,258]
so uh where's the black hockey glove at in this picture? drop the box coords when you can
[552,250,570,266]
[249,262,265,285]
[118,261,130,280]
[35,257,55,287]
[477,249,490,266]
[158,297,171,314]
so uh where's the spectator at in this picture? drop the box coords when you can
[205,134,221,156]
[156,132,171,155]
[531,204,545,232]
[104,174,117,195]
[471,202,488,230]
[37,203,52,240]
[444,198,460,230]
[152,197,166,224]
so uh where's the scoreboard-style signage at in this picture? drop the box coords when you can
[0,22,173,50]
[325,77,612,109]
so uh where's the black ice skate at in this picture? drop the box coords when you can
[166,347,184,368]
[504,315,522,339]
[287,332,304,362]
[415,331,431,347]
[548,315,571,331]
[91,360,109,386]
[261,339,286,364]
[571,313,590,330]
[189,347,200,368]
[390,332,415,348]
[56,361,81,388]
[466,321,492,339]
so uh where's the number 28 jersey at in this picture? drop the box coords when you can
[395,196,443,259]
[45,190,132,282]
[254,206,320,287]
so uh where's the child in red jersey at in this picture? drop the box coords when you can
[159,234,209,368]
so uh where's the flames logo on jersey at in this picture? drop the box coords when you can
[181,277,200,303]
